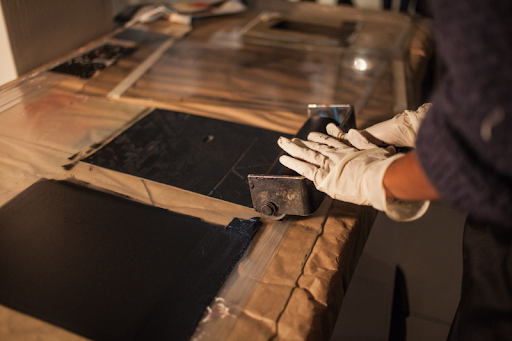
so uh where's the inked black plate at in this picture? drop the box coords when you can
[82,109,291,207]
[0,179,261,341]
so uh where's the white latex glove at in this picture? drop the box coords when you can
[327,103,431,150]
[278,132,429,222]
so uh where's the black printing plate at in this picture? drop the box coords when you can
[0,179,261,341]
[82,109,292,207]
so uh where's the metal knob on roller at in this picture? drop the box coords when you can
[248,104,356,220]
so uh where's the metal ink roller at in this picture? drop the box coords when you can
[248,104,356,220]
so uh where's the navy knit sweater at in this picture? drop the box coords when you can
[416,0,512,226]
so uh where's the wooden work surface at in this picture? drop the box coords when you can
[58,0,428,130]
[0,2,432,340]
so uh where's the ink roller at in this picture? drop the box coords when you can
[248,104,356,220]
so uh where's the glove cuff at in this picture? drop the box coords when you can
[384,198,430,222]
[364,153,430,222]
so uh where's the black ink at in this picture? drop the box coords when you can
[51,44,137,79]
[62,163,74,170]
[67,152,79,160]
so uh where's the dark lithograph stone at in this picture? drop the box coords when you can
[51,44,137,79]
[0,179,261,341]
[271,20,359,46]
[113,28,168,44]
[82,109,291,207]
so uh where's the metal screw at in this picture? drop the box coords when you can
[260,202,278,216]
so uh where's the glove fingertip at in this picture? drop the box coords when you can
[277,136,290,145]
[326,123,343,138]
[307,131,330,143]
[279,155,294,167]
[307,131,320,140]
[344,129,380,150]
[279,154,289,161]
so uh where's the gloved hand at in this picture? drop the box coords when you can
[278,131,429,222]
[327,103,431,150]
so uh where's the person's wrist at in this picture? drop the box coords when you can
[363,153,405,211]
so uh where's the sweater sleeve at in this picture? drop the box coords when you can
[415,0,512,226]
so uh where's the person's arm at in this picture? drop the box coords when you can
[383,151,440,201]
[278,135,431,221]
